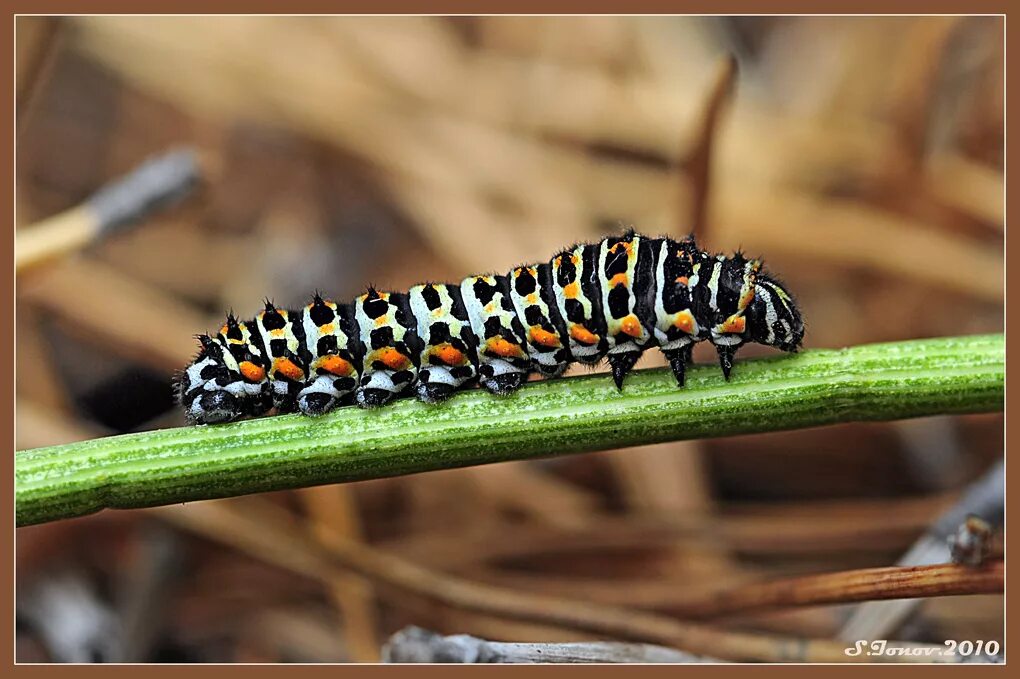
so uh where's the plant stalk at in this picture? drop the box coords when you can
[17,334,1004,527]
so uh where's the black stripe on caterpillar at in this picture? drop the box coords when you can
[176,230,804,424]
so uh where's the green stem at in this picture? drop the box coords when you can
[17,334,1004,527]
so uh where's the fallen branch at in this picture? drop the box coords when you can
[16,334,1003,526]
[381,626,718,663]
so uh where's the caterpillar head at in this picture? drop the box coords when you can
[708,256,804,378]
[176,317,271,424]
[746,275,804,353]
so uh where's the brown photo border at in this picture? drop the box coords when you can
[3,0,1011,675]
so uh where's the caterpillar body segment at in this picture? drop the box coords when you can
[296,295,360,416]
[177,231,804,424]
[409,282,479,404]
[216,316,273,412]
[550,244,608,365]
[353,289,422,408]
[650,235,708,387]
[460,274,532,396]
[254,303,306,411]
[509,264,572,379]
[597,232,658,388]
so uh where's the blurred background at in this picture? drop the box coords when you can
[15,16,1003,662]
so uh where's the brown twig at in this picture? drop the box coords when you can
[299,486,381,662]
[682,53,738,243]
[148,498,944,663]
[661,562,1003,620]
[885,17,962,171]
[463,463,603,530]
[16,17,63,132]
[381,493,951,572]
[839,461,1004,641]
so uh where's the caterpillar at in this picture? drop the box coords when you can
[176,231,804,424]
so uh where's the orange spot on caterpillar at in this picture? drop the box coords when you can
[319,323,335,334]
[375,316,388,327]
[273,357,305,381]
[609,273,629,287]
[569,324,599,346]
[239,361,265,383]
[675,276,689,286]
[719,315,746,334]
[431,343,466,366]
[529,326,561,348]
[527,293,538,304]
[318,355,354,377]
[738,262,760,311]
[377,348,411,371]
[563,282,580,298]
[270,328,285,337]
[738,287,755,311]
[486,336,523,358]
[673,309,696,334]
[569,254,580,266]
[620,314,643,338]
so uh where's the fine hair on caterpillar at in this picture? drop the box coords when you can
[176,230,804,424]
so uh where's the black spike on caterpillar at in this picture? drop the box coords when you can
[176,230,804,424]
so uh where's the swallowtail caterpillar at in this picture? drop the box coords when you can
[177,231,804,424]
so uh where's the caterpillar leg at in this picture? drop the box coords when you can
[416,365,477,404]
[417,377,455,403]
[535,363,569,379]
[479,360,528,396]
[298,392,338,416]
[715,344,739,380]
[187,389,239,424]
[298,375,355,416]
[357,390,390,407]
[607,351,641,390]
[271,379,302,413]
[356,369,414,408]
[662,344,694,387]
